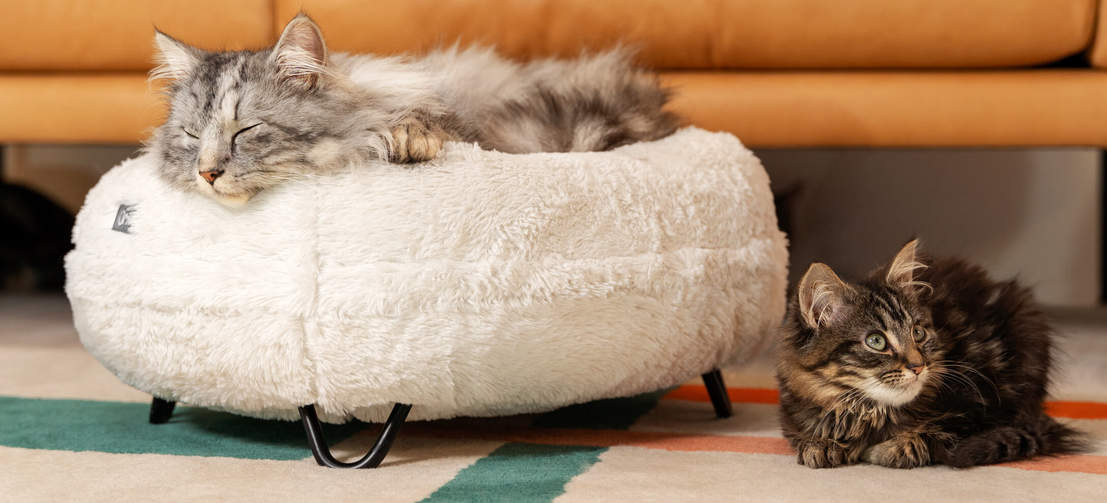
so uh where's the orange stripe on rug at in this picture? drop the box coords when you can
[407,423,793,456]
[408,424,1107,475]
[664,386,1107,419]
[500,429,795,456]
[1000,455,1107,475]
[664,386,779,404]
[1045,401,1107,420]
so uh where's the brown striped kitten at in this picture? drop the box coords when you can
[777,240,1084,469]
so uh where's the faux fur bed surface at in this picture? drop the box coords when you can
[64,127,788,423]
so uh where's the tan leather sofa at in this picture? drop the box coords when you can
[2,0,1106,148]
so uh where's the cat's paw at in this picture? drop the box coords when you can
[389,117,447,163]
[796,439,856,469]
[863,433,931,469]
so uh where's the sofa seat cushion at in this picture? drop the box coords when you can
[0,74,161,142]
[662,70,1107,147]
[4,70,1106,147]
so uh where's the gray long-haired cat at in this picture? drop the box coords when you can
[148,14,678,206]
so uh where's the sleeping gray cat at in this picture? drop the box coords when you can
[149,14,678,206]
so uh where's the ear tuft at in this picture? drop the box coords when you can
[272,14,328,89]
[886,239,931,294]
[797,263,853,330]
[151,29,200,81]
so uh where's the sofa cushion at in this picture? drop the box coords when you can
[0,74,161,142]
[5,70,1107,147]
[663,70,1107,147]
[1089,1,1107,67]
[2,1,1094,71]
[277,0,1096,69]
[0,0,273,70]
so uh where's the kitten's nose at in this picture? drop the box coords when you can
[907,364,925,375]
[199,169,224,185]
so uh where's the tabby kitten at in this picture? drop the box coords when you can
[148,14,678,206]
[777,240,1084,469]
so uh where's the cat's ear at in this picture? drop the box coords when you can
[272,14,328,90]
[151,30,202,81]
[886,239,930,294]
[797,263,853,330]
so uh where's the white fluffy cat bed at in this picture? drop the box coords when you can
[65,127,787,465]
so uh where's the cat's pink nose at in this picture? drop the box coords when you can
[907,364,925,375]
[199,169,224,184]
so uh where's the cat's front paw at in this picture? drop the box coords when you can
[863,433,931,469]
[796,439,856,469]
[389,117,447,163]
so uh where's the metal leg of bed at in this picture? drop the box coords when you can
[701,369,733,419]
[298,403,412,469]
[149,397,177,424]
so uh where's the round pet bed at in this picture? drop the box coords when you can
[65,127,788,467]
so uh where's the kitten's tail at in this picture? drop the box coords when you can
[942,413,1086,468]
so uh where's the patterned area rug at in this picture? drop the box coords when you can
[2,295,1105,502]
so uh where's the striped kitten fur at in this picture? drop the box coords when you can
[148,14,678,206]
[777,240,1084,469]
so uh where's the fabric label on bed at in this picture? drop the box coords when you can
[112,204,135,234]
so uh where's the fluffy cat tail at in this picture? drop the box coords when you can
[943,414,1086,468]
[477,49,680,154]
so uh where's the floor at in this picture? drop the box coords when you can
[5,294,1105,400]
[2,293,1106,502]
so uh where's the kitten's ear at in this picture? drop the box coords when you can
[886,239,930,294]
[272,14,328,89]
[151,30,201,81]
[797,263,853,330]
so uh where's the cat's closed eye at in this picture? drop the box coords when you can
[182,127,199,139]
[232,123,262,146]
[230,123,263,154]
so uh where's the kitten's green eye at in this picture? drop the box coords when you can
[913,326,926,341]
[182,128,198,139]
[864,333,887,351]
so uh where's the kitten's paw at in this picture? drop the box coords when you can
[389,117,447,163]
[863,433,931,469]
[796,439,855,469]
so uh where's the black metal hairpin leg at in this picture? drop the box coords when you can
[702,369,732,419]
[298,403,412,469]
[149,397,177,424]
